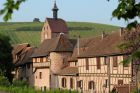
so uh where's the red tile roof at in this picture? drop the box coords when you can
[69,31,127,59]
[31,34,75,57]
[46,18,68,33]
[59,67,78,76]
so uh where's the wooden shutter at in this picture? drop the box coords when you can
[113,56,118,67]
[86,58,89,70]
[39,72,42,79]
[62,78,66,87]
[97,57,101,69]
[88,81,95,89]
[104,57,107,65]
[70,78,73,88]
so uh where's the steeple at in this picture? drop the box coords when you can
[52,1,59,20]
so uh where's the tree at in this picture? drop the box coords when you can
[0,0,26,21]
[0,34,13,83]
[33,18,40,22]
[110,0,140,28]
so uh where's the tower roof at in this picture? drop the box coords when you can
[46,18,68,33]
[52,1,59,11]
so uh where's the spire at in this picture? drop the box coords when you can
[52,0,59,20]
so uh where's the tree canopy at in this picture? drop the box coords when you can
[0,0,26,21]
[111,0,140,28]
[0,34,13,83]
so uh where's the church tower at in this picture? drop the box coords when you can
[41,1,68,42]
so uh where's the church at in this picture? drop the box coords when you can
[12,2,139,93]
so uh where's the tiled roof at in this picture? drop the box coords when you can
[68,31,127,59]
[59,67,78,76]
[79,32,125,57]
[46,18,68,33]
[31,34,75,57]
[12,43,30,64]
[12,43,30,54]
[15,47,35,66]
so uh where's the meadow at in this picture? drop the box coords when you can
[0,22,119,46]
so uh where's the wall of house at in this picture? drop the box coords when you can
[77,55,132,93]
[25,63,34,86]
[50,52,72,74]
[34,68,50,90]
[41,22,52,42]
[15,66,26,80]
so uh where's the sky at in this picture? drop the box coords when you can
[0,0,129,26]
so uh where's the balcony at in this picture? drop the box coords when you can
[33,62,50,68]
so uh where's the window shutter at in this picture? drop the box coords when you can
[39,72,42,79]
[86,58,89,70]
[88,81,95,89]
[70,78,73,88]
[97,57,101,69]
[113,56,118,67]
[104,57,107,65]
[62,78,66,88]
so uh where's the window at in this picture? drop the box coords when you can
[118,80,123,85]
[105,79,108,88]
[27,64,30,69]
[75,62,77,66]
[88,81,95,89]
[77,80,83,89]
[44,86,46,91]
[39,72,42,79]
[40,58,43,62]
[86,58,89,70]
[70,78,73,88]
[96,57,101,69]
[63,58,67,65]
[123,55,129,67]
[113,56,118,67]
[62,78,67,88]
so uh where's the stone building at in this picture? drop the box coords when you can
[12,2,139,93]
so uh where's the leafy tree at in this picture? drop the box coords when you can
[0,0,26,21]
[0,34,13,83]
[109,0,140,28]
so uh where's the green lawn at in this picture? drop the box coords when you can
[0,22,119,46]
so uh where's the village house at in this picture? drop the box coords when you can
[12,2,140,93]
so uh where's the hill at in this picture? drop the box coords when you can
[0,22,119,46]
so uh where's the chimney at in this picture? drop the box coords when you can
[120,27,124,36]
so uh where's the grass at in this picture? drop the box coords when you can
[0,22,119,46]
[0,86,78,93]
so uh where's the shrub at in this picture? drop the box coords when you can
[12,80,28,87]
[0,76,10,87]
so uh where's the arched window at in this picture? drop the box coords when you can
[62,78,67,88]
[70,78,74,88]
[88,81,95,90]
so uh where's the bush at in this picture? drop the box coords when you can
[12,80,28,87]
[0,76,10,87]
